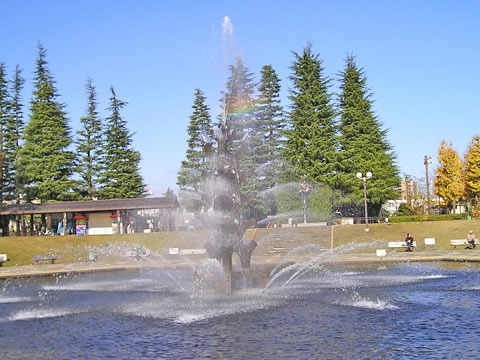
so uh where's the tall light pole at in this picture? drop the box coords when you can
[424,155,432,215]
[404,175,411,207]
[299,182,310,224]
[357,172,372,232]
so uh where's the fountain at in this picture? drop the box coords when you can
[200,120,259,294]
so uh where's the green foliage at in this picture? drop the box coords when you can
[282,44,337,185]
[389,214,465,223]
[241,65,285,221]
[220,56,256,150]
[177,89,212,186]
[97,86,145,199]
[336,55,400,209]
[274,182,335,222]
[0,63,9,201]
[434,140,464,210]
[177,88,213,212]
[19,44,78,202]
[76,79,103,199]
[4,65,25,203]
[393,203,413,216]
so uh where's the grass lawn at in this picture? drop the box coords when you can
[1,220,479,267]
[333,219,480,251]
[0,231,213,266]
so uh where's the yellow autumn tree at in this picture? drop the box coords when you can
[434,140,465,213]
[465,136,480,217]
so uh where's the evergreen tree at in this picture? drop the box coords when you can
[76,79,103,199]
[434,140,464,212]
[177,88,213,211]
[256,64,285,189]
[97,86,145,199]
[19,44,77,202]
[0,63,8,201]
[336,55,400,213]
[220,56,256,152]
[465,135,480,202]
[242,65,285,220]
[4,65,25,203]
[283,44,337,186]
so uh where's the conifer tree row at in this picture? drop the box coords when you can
[0,44,145,203]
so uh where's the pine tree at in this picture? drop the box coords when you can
[283,44,337,186]
[177,88,213,211]
[19,44,77,202]
[256,64,285,189]
[0,63,9,202]
[97,86,145,199]
[4,65,25,203]
[220,56,256,152]
[465,135,480,202]
[242,65,285,220]
[336,55,400,212]
[434,140,464,212]
[76,79,103,199]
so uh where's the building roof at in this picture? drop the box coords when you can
[0,196,179,215]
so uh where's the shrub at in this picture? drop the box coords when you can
[388,214,465,223]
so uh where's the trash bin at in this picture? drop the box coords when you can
[88,252,97,262]
[467,215,472,220]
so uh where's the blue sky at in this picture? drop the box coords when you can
[1,1,479,196]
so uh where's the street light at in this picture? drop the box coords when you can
[356,171,372,232]
[404,175,411,207]
[299,182,310,224]
[424,155,432,215]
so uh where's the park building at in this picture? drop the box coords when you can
[0,196,179,237]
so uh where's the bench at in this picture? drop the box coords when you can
[169,248,206,255]
[450,239,479,249]
[388,241,417,248]
[33,255,56,264]
[0,254,8,267]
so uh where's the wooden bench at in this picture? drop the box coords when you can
[450,239,479,249]
[0,254,8,267]
[388,241,416,248]
[33,255,56,264]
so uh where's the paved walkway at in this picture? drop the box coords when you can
[1,249,479,280]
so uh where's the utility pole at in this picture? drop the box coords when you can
[405,175,411,207]
[424,155,432,215]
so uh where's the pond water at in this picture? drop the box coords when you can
[1,261,479,359]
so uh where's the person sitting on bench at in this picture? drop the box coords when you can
[405,233,414,252]
[466,230,476,249]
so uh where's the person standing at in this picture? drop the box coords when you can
[405,233,414,252]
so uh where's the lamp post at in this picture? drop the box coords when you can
[404,175,411,207]
[424,155,432,215]
[357,171,372,231]
[299,182,310,224]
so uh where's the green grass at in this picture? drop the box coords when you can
[333,219,480,251]
[0,231,213,266]
[1,219,479,267]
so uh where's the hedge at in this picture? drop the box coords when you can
[388,214,465,223]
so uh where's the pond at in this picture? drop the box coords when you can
[1,261,479,359]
